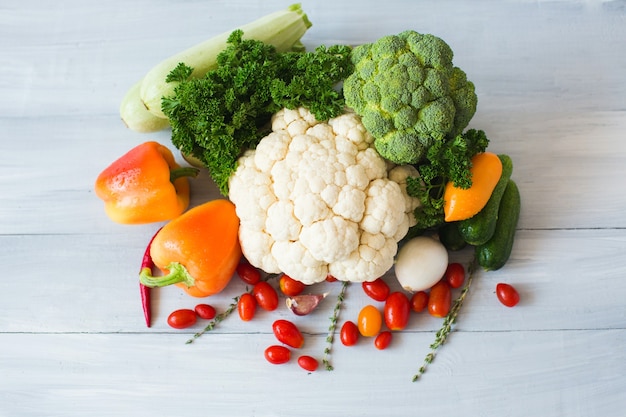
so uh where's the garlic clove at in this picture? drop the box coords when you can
[286,293,328,316]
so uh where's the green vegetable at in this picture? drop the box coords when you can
[458,154,513,245]
[137,3,312,120]
[476,179,521,271]
[119,81,171,133]
[162,30,353,195]
[343,30,478,165]
[404,129,489,232]
[438,222,466,251]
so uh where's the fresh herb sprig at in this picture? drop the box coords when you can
[162,29,353,195]
[186,296,239,344]
[323,281,350,371]
[406,129,489,232]
[412,256,477,381]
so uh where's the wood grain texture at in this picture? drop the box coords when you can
[1,0,625,416]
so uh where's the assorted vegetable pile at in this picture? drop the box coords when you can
[98,4,524,380]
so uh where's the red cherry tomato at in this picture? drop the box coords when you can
[428,280,452,318]
[167,309,197,329]
[236,262,261,285]
[362,277,390,302]
[297,355,319,372]
[357,305,382,337]
[253,281,279,311]
[444,262,466,289]
[374,331,392,350]
[237,292,256,321]
[340,320,359,346]
[496,283,520,307]
[279,274,306,297]
[410,291,429,313]
[383,291,411,331]
[325,274,338,282]
[264,345,291,364]
[194,304,216,320]
[272,319,305,348]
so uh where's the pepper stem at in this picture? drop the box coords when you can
[170,166,200,182]
[139,262,196,289]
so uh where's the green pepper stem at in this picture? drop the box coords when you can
[170,166,200,182]
[139,262,196,289]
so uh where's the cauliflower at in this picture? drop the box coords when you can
[343,30,478,165]
[228,107,420,284]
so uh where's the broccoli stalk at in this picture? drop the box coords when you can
[162,30,353,195]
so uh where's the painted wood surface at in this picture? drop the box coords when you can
[1,1,625,416]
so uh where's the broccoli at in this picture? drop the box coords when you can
[343,30,478,165]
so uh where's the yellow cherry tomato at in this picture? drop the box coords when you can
[357,305,382,337]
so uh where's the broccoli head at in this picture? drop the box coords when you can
[343,30,478,165]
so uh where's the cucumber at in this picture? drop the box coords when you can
[476,179,521,271]
[458,154,513,245]
[438,222,466,251]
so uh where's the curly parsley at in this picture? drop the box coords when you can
[161,30,353,195]
[406,129,489,233]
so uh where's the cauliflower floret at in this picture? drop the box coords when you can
[229,107,421,284]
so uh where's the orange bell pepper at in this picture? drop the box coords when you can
[95,141,198,224]
[443,152,502,222]
[139,199,242,297]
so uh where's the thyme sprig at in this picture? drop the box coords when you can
[412,256,477,381]
[323,281,350,371]
[186,296,240,344]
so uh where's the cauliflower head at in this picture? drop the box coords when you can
[343,30,478,165]
[228,107,420,284]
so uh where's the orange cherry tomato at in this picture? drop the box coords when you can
[297,355,319,372]
[272,319,304,349]
[237,292,256,321]
[362,277,390,302]
[167,309,197,329]
[428,280,452,318]
[236,262,261,285]
[444,262,465,289]
[194,304,216,320]
[384,291,411,331]
[279,274,305,296]
[410,291,429,313]
[374,331,392,350]
[340,320,359,346]
[496,283,520,307]
[264,345,291,364]
[357,305,382,337]
[253,281,278,311]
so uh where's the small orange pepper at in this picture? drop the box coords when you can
[95,141,198,224]
[443,152,502,222]
[139,199,242,297]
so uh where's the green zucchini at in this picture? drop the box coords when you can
[438,222,466,251]
[476,179,521,271]
[458,154,513,245]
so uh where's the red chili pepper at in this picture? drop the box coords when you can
[138,228,162,327]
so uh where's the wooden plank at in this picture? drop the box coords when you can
[2,330,625,416]
[1,229,625,333]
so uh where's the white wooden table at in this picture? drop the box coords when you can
[2,1,625,416]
